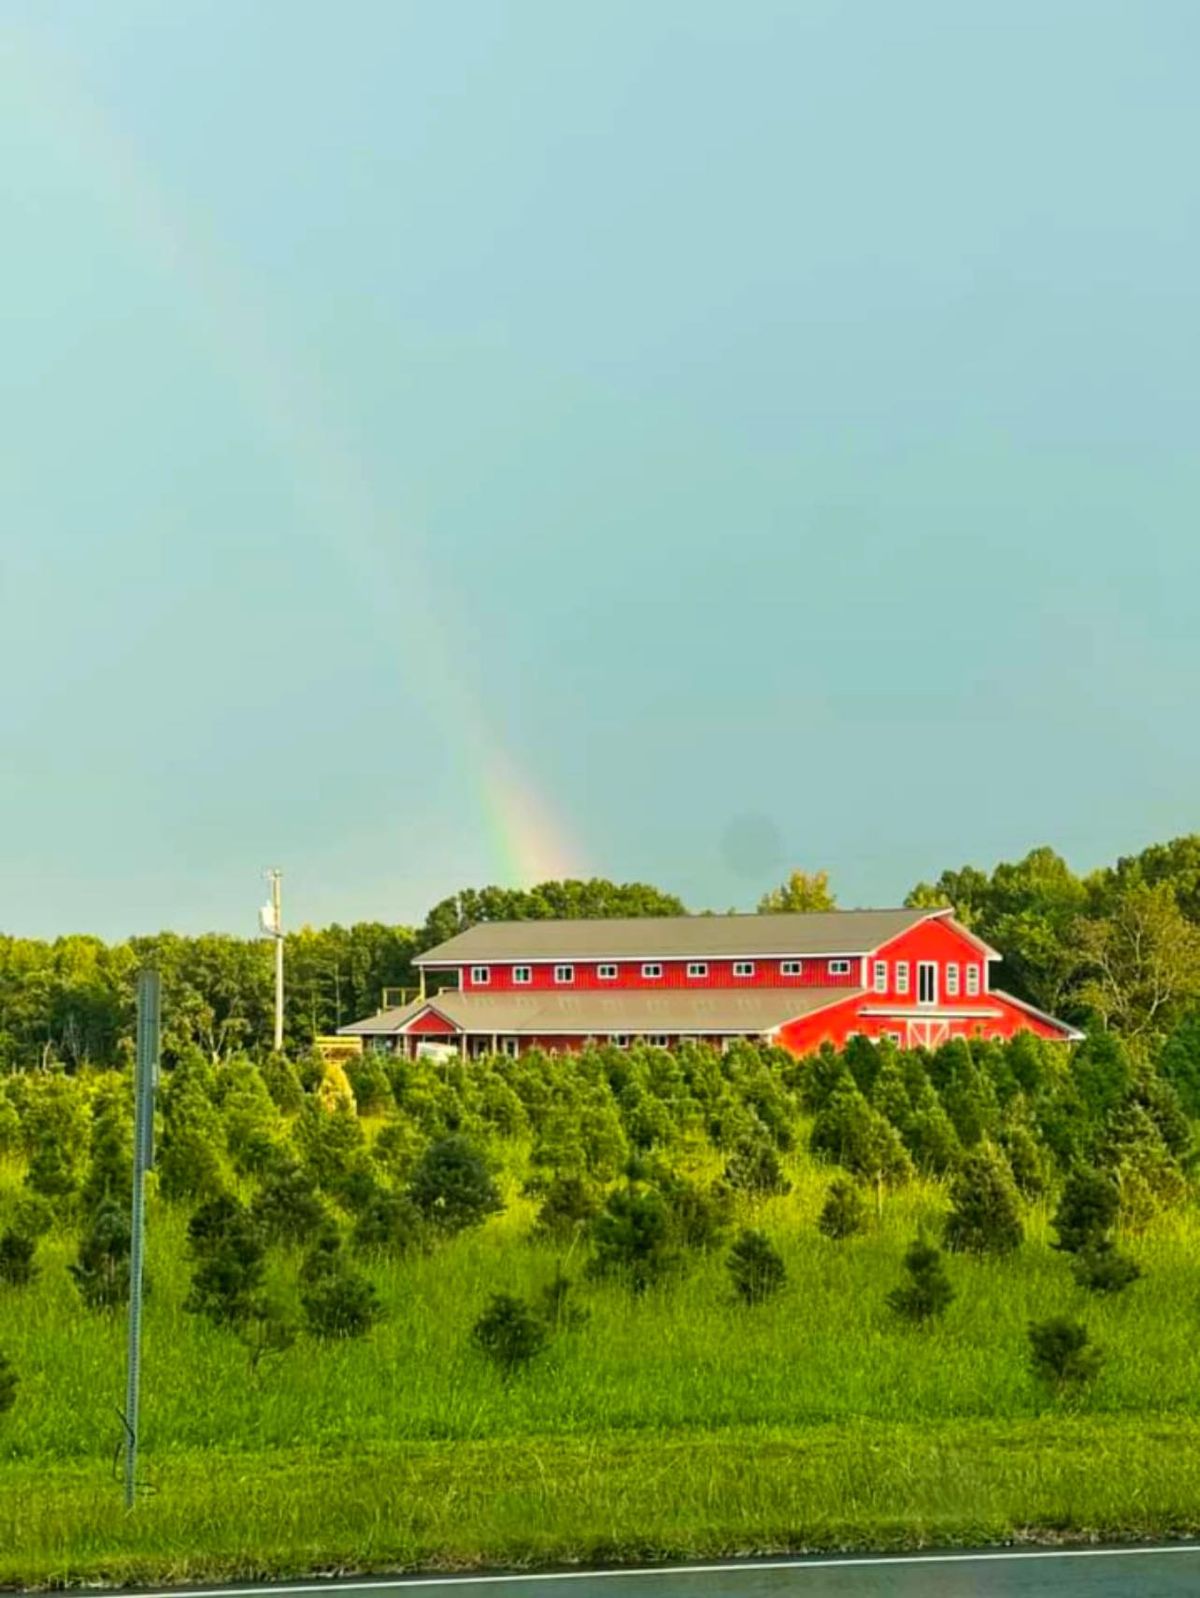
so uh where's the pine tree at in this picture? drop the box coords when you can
[1028,1317,1103,1387]
[298,1232,381,1339]
[887,1237,954,1323]
[817,1179,867,1241]
[586,1188,677,1294]
[1071,1240,1142,1295]
[943,1149,1024,1256]
[250,1160,328,1245]
[69,1202,131,1310]
[408,1135,504,1234]
[1052,1168,1119,1254]
[184,1196,267,1327]
[0,1230,37,1288]
[722,1136,791,1197]
[472,1293,548,1376]
[727,1228,787,1305]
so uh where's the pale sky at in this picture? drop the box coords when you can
[2,2,1198,939]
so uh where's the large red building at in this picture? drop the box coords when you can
[340,908,1081,1058]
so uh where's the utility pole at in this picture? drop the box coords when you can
[124,968,160,1510]
[260,869,284,1051]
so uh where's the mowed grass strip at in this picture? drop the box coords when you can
[5,1417,1200,1587]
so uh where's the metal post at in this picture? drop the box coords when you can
[125,969,160,1510]
[270,870,284,1052]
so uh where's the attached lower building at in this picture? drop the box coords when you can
[339,906,1081,1058]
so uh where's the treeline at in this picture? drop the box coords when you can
[3,839,1200,1071]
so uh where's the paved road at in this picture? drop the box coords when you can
[129,1546,1200,1598]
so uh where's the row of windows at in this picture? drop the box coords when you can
[469,957,853,986]
[869,959,982,999]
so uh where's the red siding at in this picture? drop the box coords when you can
[459,957,861,993]
[407,1009,458,1036]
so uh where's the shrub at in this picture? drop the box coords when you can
[943,1149,1024,1257]
[887,1237,954,1323]
[1052,1168,1119,1255]
[472,1293,548,1376]
[722,1136,791,1198]
[534,1174,601,1242]
[250,1161,328,1245]
[69,1202,132,1311]
[10,1193,54,1240]
[540,1267,588,1332]
[408,1135,504,1234]
[587,1189,677,1294]
[817,1178,867,1241]
[260,1053,305,1114]
[237,1296,299,1372]
[184,1197,267,1327]
[351,1188,423,1255]
[1071,1240,1142,1295]
[659,1174,733,1251]
[0,1231,37,1288]
[0,1353,15,1418]
[298,1234,381,1339]
[1028,1316,1103,1387]
[727,1228,787,1305]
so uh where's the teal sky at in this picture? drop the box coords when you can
[2,2,1198,940]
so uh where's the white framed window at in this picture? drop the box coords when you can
[945,962,960,998]
[609,1033,630,1047]
[733,961,756,978]
[966,964,981,996]
[554,964,574,985]
[641,963,663,979]
[597,963,618,981]
[470,965,490,985]
[686,962,709,979]
[873,960,888,993]
[647,1034,670,1048]
[895,961,910,995]
[780,959,803,976]
[829,959,852,976]
[502,1037,519,1057]
[885,1030,904,1045]
[513,965,532,985]
[918,961,938,1004]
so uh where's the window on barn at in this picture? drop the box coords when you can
[896,961,910,995]
[780,960,803,976]
[502,1038,519,1057]
[828,959,852,976]
[470,966,490,985]
[647,1035,670,1047]
[966,964,981,996]
[609,1034,629,1046]
[945,963,960,997]
[513,966,532,985]
[554,965,574,984]
[642,963,663,979]
[733,961,755,978]
[598,963,618,980]
[873,960,888,993]
[687,962,708,979]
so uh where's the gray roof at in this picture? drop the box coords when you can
[339,986,859,1038]
[415,908,934,966]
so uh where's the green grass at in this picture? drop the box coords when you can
[3,1145,1200,1583]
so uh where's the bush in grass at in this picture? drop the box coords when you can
[722,1136,791,1198]
[659,1173,733,1251]
[299,1232,381,1339]
[79,1083,134,1211]
[1071,1240,1142,1295]
[69,1202,131,1310]
[727,1228,787,1305]
[887,1237,954,1323]
[260,1053,305,1114]
[1052,1168,1119,1255]
[408,1135,503,1235]
[0,1353,16,1418]
[1000,1124,1048,1199]
[351,1187,424,1255]
[810,1086,912,1187]
[21,1077,90,1200]
[294,1101,366,1192]
[0,1230,37,1288]
[157,1083,226,1203]
[540,1266,588,1332]
[249,1160,328,1245]
[0,1092,21,1158]
[472,1292,549,1376]
[817,1178,867,1240]
[10,1194,53,1240]
[346,1053,394,1116]
[943,1148,1024,1257]
[236,1294,299,1372]
[370,1116,426,1183]
[184,1196,267,1327]
[534,1174,601,1242]
[1028,1316,1103,1388]
[587,1188,678,1294]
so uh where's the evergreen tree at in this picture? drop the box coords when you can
[887,1237,954,1323]
[943,1148,1024,1257]
[810,1086,913,1187]
[472,1293,549,1376]
[587,1188,677,1293]
[250,1160,328,1245]
[408,1135,504,1234]
[1028,1317,1103,1387]
[350,1187,423,1256]
[817,1178,867,1240]
[0,1230,37,1288]
[1052,1168,1119,1254]
[69,1202,132,1310]
[298,1232,381,1339]
[722,1136,792,1198]
[534,1174,601,1241]
[726,1228,787,1305]
[539,1267,588,1332]
[184,1196,267,1327]
[1071,1240,1142,1295]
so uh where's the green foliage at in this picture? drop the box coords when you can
[757,869,836,913]
[1071,1241,1142,1295]
[471,1292,549,1376]
[534,1174,601,1242]
[887,1237,954,1323]
[810,1086,912,1186]
[69,1202,131,1311]
[298,1232,382,1339]
[0,1231,37,1288]
[408,1135,503,1235]
[722,1136,791,1197]
[293,1101,366,1193]
[350,1188,423,1256]
[942,1149,1024,1257]
[0,1353,16,1418]
[259,1053,305,1113]
[419,879,686,952]
[345,1053,394,1116]
[726,1228,786,1305]
[587,1188,677,1293]
[1052,1169,1119,1255]
[1028,1317,1103,1387]
[10,1194,53,1240]
[817,1178,867,1240]
[250,1160,328,1245]
[184,1196,267,1327]
[539,1267,588,1332]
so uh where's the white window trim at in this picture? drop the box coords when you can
[609,1033,630,1046]
[647,1034,670,1048]
[780,959,803,976]
[829,959,852,976]
[733,961,756,978]
[686,962,709,979]
[918,961,938,1005]
[470,965,491,985]
[966,964,981,996]
[513,966,532,985]
[641,962,663,980]
[873,960,887,993]
[554,964,575,985]
[946,962,960,998]
[597,963,618,981]
[502,1037,519,1057]
[895,961,910,995]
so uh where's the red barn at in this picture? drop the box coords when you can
[340,908,1081,1058]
